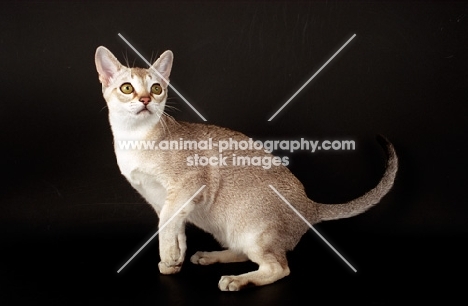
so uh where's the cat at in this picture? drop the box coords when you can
[95,46,398,291]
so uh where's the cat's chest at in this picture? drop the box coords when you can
[115,149,139,178]
[115,149,167,212]
[114,150,157,183]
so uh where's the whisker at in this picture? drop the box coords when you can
[122,49,130,67]
[164,104,181,113]
[154,108,170,137]
[163,112,179,129]
[163,111,178,137]
[166,97,178,103]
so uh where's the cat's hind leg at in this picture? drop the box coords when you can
[190,250,248,265]
[218,249,290,291]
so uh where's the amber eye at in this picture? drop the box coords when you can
[151,83,162,95]
[120,83,134,94]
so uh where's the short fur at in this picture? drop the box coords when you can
[95,46,398,291]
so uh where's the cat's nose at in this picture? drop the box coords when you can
[139,97,151,105]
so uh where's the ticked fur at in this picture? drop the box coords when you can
[95,46,398,291]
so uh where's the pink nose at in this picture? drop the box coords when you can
[139,97,151,105]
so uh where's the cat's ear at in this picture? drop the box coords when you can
[151,50,173,87]
[95,46,123,87]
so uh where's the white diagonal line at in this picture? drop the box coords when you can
[117,185,206,273]
[268,34,356,121]
[268,184,357,272]
[118,33,207,121]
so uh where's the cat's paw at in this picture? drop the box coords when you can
[218,275,246,291]
[159,244,184,271]
[190,251,215,265]
[158,261,182,275]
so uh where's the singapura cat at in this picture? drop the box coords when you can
[95,46,398,291]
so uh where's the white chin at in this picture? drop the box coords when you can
[136,109,152,115]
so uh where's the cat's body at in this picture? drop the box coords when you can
[95,46,398,291]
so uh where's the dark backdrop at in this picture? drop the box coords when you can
[1,1,467,304]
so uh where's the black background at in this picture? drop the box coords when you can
[1,1,467,304]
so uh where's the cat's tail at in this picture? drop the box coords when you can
[315,135,398,221]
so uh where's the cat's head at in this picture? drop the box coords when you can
[95,46,173,129]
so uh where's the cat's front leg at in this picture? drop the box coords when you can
[157,190,193,274]
[158,232,186,274]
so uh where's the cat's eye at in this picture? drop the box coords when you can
[151,83,162,95]
[120,83,134,94]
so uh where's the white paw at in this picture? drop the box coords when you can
[218,275,245,291]
[159,245,184,268]
[190,251,213,265]
[158,261,182,275]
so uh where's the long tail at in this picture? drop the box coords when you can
[316,135,398,221]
